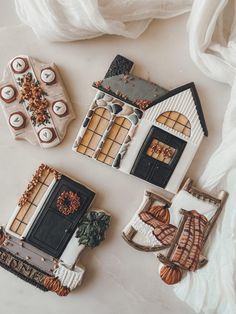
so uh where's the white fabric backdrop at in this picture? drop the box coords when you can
[14,0,236,313]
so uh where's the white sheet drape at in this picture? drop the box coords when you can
[14,0,236,313]
[14,0,192,41]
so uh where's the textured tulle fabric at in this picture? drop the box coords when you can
[14,0,192,41]
[14,0,236,313]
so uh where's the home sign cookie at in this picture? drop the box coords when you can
[0,164,111,296]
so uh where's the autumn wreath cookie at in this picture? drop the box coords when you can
[0,55,75,148]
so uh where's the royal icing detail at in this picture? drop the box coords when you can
[53,100,68,117]
[0,164,111,296]
[9,112,26,130]
[122,179,228,285]
[38,128,54,143]
[0,85,16,103]
[41,68,56,84]
[11,57,29,74]
[0,55,75,148]
[72,55,208,193]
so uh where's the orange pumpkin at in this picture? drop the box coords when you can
[51,278,62,293]
[148,205,170,224]
[43,276,70,296]
[0,231,5,246]
[43,276,56,290]
[57,286,70,296]
[160,265,182,285]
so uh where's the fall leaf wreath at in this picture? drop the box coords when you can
[57,191,80,215]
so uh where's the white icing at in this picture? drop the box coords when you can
[131,215,161,247]
[60,231,85,269]
[169,190,218,226]
[54,263,85,290]
[38,128,53,142]
[12,58,27,72]
[1,86,15,100]
[41,68,56,83]
[9,113,24,128]
[53,101,67,116]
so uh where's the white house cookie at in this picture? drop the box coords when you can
[73,55,208,193]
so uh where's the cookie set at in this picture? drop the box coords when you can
[0,54,228,295]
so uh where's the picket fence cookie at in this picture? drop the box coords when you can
[122,178,228,284]
[73,55,208,193]
[0,55,75,148]
[0,164,111,296]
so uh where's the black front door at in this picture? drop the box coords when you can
[25,175,95,258]
[131,126,186,188]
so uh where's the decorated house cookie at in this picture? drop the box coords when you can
[0,164,111,296]
[122,178,228,285]
[0,56,75,148]
[73,55,208,193]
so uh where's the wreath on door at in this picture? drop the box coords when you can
[57,191,80,215]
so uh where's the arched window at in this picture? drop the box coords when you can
[156,111,191,137]
[97,117,131,166]
[77,107,111,157]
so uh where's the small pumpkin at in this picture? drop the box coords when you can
[43,276,56,290]
[160,265,182,285]
[57,286,70,297]
[0,230,6,246]
[51,278,62,293]
[148,205,170,224]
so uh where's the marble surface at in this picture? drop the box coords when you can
[0,1,230,314]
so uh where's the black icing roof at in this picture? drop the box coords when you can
[93,55,208,136]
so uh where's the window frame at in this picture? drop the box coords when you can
[6,174,56,239]
[156,111,191,138]
[97,116,132,166]
[77,107,112,158]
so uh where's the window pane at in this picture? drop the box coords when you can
[10,220,20,233]
[16,223,26,236]
[89,114,100,131]
[9,169,54,237]
[108,123,120,140]
[101,139,113,154]
[97,117,131,166]
[23,205,37,224]
[156,111,191,137]
[81,129,93,146]
[77,108,111,157]
[16,202,30,221]
[147,139,176,164]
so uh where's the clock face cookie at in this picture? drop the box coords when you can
[0,164,111,296]
[0,55,75,148]
[72,54,208,193]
